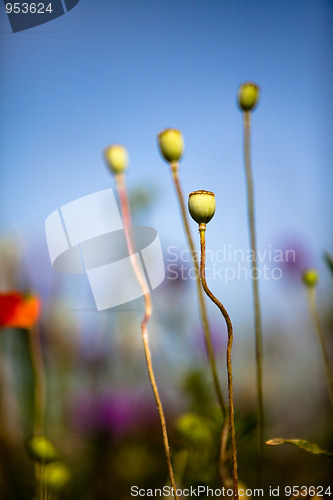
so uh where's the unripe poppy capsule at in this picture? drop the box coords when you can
[44,462,71,491]
[188,190,216,225]
[27,436,57,463]
[238,82,260,112]
[157,128,184,163]
[303,268,319,288]
[104,144,128,174]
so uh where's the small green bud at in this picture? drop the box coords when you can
[44,462,71,491]
[176,413,212,446]
[26,436,57,463]
[188,190,216,225]
[157,128,184,163]
[238,82,260,112]
[104,144,128,174]
[303,268,319,288]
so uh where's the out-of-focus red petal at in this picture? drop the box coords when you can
[0,292,41,329]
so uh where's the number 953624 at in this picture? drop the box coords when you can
[5,3,53,14]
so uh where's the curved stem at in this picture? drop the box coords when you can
[243,111,264,482]
[307,287,333,409]
[171,164,229,485]
[199,225,239,500]
[115,173,179,499]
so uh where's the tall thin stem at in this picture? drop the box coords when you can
[28,325,47,500]
[170,163,229,485]
[28,326,46,436]
[115,173,179,499]
[199,225,239,500]
[307,287,333,409]
[243,111,264,480]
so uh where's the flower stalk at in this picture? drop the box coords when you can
[28,326,47,500]
[239,82,264,482]
[28,325,46,438]
[199,223,239,500]
[157,129,230,485]
[303,269,333,409]
[171,165,229,483]
[104,145,179,498]
[187,190,239,499]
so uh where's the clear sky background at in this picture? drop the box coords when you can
[0,0,332,331]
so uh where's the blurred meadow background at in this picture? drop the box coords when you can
[0,0,332,498]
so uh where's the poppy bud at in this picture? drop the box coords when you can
[27,436,57,463]
[176,413,212,446]
[104,144,128,174]
[44,462,71,491]
[188,190,216,225]
[238,82,260,112]
[157,128,184,163]
[303,268,319,288]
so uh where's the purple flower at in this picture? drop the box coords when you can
[71,389,156,437]
[276,238,313,282]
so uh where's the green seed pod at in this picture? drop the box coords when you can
[188,190,216,225]
[157,128,184,163]
[104,144,128,174]
[238,82,260,112]
[44,462,71,491]
[303,268,319,288]
[176,413,212,446]
[26,436,57,463]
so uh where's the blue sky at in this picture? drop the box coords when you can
[0,0,332,325]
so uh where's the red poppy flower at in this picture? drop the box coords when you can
[0,292,41,329]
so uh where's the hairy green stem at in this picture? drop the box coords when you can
[115,173,179,499]
[243,111,264,481]
[307,287,333,409]
[199,225,239,500]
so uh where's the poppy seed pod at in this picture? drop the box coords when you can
[188,190,216,225]
[104,144,128,174]
[176,413,212,446]
[157,128,184,163]
[238,82,260,112]
[303,268,319,288]
[27,436,57,463]
[44,462,71,491]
